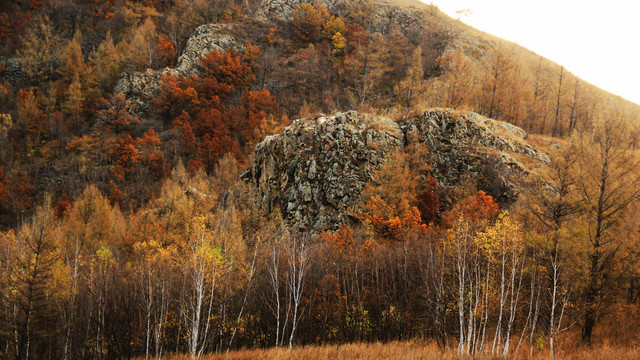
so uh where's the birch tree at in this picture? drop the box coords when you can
[475,212,526,356]
[180,215,222,357]
[285,231,310,348]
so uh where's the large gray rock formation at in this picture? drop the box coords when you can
[114,24,242,114]
[242,109,548,230]
[243,111,403,229]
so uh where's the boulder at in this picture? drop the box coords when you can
[0,58,26,84]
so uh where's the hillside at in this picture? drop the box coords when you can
[390,0,640,119]
[0,0,638,228]
[2,0,640,359]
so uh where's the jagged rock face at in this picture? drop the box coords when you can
[253,0,302,21]
[243,111,403,230]
[114,24,242,114]
[244,109,548,230]
[371,5,426,37]
[175,24,240,73]
[253,0,337,21]
[253,0,423,28]
[402,109,549,205]
[113,68,179,114]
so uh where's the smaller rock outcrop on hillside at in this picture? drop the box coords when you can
[174,24,240,74]
[0,58,26,84]
[252,0,424,32]
[253,0,337,21]
[401,109,549,204]
[114,24,242,114]
[243,109,549,230]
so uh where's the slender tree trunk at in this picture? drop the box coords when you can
[492,241,507,355]
[228,242,259,351]
[568,77,580,133]
[552,66,564,137]
[268,243,281,347]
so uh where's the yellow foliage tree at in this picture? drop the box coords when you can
[393,47,427,109]
[18,20,60,84]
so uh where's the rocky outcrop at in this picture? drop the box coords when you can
[243,109,548,230]
[252,0,424,29]
[252,0,338,21]
[0,58,26,84]
[174,24,240,74]
[401,109,549,205]
[114,24,242,114]
[371,4,427,37]
[243,111,403,230]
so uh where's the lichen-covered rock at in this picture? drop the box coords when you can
[252,0,300,21]
[114,24,242,114]
[253,0,337,21]
[175,24,241,74]
[371,4,426,36]
[0,58,26,84]
[243,109,549,230]
[252,0,422,26]
[113,68,178,114]
[242,111,403,230]
[401,109,549,205]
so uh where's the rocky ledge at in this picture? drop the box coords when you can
[242,109,549,230]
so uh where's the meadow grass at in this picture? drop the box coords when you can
[160,340,640,360]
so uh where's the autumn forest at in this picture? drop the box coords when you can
[2,0,640,359]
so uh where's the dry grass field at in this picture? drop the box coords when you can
[160,341,640,360]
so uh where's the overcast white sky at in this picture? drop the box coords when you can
[430,0,640,105]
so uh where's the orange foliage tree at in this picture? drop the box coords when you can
[291,3,330,45]
[445,190,500,227]
[111,134,139,181]
[154,48,277,171]
[136,128,166,180]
